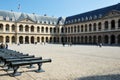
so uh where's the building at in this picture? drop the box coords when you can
[0,3,120,45]
[64,3,120,45]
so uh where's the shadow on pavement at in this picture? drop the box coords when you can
[75,74,120,80]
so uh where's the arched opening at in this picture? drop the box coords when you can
[98,36,102,43]
[0,36,3,43]
[25,25,29,32]
[12,24,15,32]
[118,19,120,29]
[50,37,52,43]
[37,37,40,42]
[110,35,115,44]
[104,21,108,30]
[46,27,48,33]
[89,24,92,32]
[6,24,10,31]
[117,35,120,44]
[6,36,9,43]
[19,36,23,44]
[85,24,87,32]
[93,36,96,44]
[25,36,29,44]
[50,27,52,33]
[85,36,88,44]
[74,36,76,44]
[98,22,101,31]
[41,27,44,33]
[61,27,64,33]
[89,36,92,44]
[31,36,34,44]
[111,20,115,29]
[104,35,109,44]
[19,25,23,32]
[41,37,44,42]
[37,26,40,33]
[31,26,34,32]
[0,24,3,31]
[54,37,56,43]
[77,36,80,44]
[81,36,83,43]
[93,23,96,31]
[12,36,15,43]
[46,37,48,43]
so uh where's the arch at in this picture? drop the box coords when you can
[19,36,23,44]
[46,37,48,43]
[31,36,34,43]
[0,23,3,31]
[31,26,34,32]
[89,36,92,44]
[25,25,29,32]
[85,36,88,43]
[71,36,73,43]
[54,27,56,33]
[41,37,44,42]
[12,24,15,32]
[6,36,9,43]
[50,27,52,33]
[81,36,83,43]
[41,27,44,33]
[65,27,67,33]
[12,36,15,43]
[93,23,96,31]
[50,37,52,43]
[54,37,56,43]
[89,24,92,31]
[19,25,23,32]
[118,19,120,28]
[68,27,70,33]
[98,36,102,43]
[111,20,115,29]
[104,21,108,30]
[117,35,120,44]
[46,27,48,33]
[85,24,87,32]
[71,26,73,33]
[74,26,76,33]
[93,36,96,44]
[77,36,80,44]
[37,37,40,42]
[25,36,29,44]
[74,36,77,44]
[104,35,109,44]
[81,25,83,32]
[61,27,64,33]
[98,22,101,31]
[37,26,40,32]
[6,24,10,31]
[110,35,115,44]
[77,25,80,32]
[0,36,3,43]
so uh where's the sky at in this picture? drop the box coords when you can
[0,0,120,17]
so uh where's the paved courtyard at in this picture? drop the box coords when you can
[0,44,120,80]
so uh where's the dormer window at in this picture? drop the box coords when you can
[78,18,80,22]
[94,15,97,19]
[89,16,92,20]
[82,17,84,21]
[99,14,102,18]
[86,17,88,21]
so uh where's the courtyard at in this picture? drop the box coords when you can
[0,44,120,80]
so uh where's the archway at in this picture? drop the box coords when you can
[19,36,23,44]
[31,36,34,44]
[110,35,115,44]
[12,36,15,43]
[0,36,3,43]
[25,36,29,44]
[104,35,109,44]
[117,35,120,44]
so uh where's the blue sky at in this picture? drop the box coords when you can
[0,0,120,17]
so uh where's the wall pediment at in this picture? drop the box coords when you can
[103,10,120,18]
[19,18,35,23]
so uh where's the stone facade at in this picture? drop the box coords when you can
[0,4,120,45]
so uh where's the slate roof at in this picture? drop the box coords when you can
[65,3,120,25]
[0,10,65,25]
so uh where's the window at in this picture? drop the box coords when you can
[19,25,23,32]
[0,24,3,31]
[81,25,83,32]
[89,24,92,31]
[31,26,34,32]
[118,19,120,28]
[12,24,15,32]
[85,24,87,32]
[46,27,48,33]
[37,26,40,32]
[25,25,29,32]
[41,27,44,33]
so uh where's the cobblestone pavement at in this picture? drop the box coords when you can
[0,44,120,80]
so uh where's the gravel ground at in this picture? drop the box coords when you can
[0,44,120,80]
